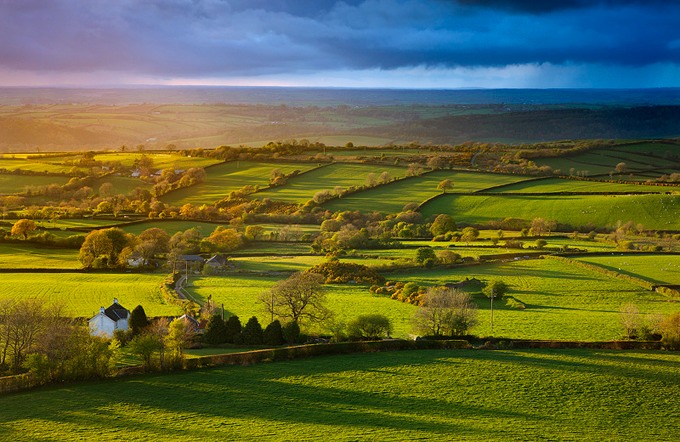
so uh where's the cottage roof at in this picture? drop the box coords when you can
[104,299,129,322]
[180,254,205,262]
[206,254,227,265]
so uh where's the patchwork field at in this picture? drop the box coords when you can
[0,174,70,195]
[0,273,180,317]
[420,193,680,230]
[255,163,405,203]
[1,349,678,441]
[0,243,80,269]
[486,177,672,193]
[92,152,222,169]
[323,170,531,213]
[161,161,316,206]
[574,254,680,285]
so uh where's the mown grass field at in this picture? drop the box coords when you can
[0,243,80,269]
[92,152,222,169]
[186,275,417,338]
[420,193,680,230]
[394,258,680,340]
[323,170,531,213]
[1,349,678,441]
[0,174,70,195]
[574,254,680,285]
[486,177,672,193]
[0,273,181,317]
[255,163,405,203]
[161,161,316,206]
[0,159,76,174]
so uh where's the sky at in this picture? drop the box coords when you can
[0,0,678,89]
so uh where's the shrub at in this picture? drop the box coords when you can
[241,316,264,345]
[347,314,392,340]
[263,320,285,346]
[660,312,680,350]
[282,321,301,345]
[224,315,242,344]
[307,261,384,284]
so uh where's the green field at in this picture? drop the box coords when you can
[575,254,680,285]
[255,163,405,204]
[186,275,417,337]
[323,170,531,213]
[395,258,680,340]
[1,349,678,440]
[0,273,180,317]
[161,161,316,206]
[420,193,680,230]
[93,152,222,169]
[0,159,76,174]
[0,174,70,195]
[486,177,672,193]
[0,243,80,269]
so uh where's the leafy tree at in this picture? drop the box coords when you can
[660,312,680,350]
[129,305,150,335]
[347,314,392,340]
[535,239,547,249]
[413,287,478,337]
[415,247,437,265]
[615,162,628,174]
[11,219,36,239]
[263,320,285,346]
[430,214,456,236]
[261,272,331,326]
[461,227,479,244]
[483,280,509,300]
[128,333,163,371]
[224,315,242,344]
[205,226,243,252]
[165,318,195,366]
[437,179,454,193]
[241,316,263,345]
[203,314,227,345]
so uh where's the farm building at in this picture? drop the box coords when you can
[88,298,130,338]
[205,254,227,270]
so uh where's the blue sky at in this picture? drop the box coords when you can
[0,0,678,88]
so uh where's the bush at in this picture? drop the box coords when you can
[241,316,264,345]
[224,315,242,344]
[307,261,384,285]
[347,314,392,340]
[282,321,301,345]
[660,312,680,350]
[263,320,285,346]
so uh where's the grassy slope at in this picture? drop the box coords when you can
[255,163,405,204]
[574,254,680,285]
[486,177,672,193]
[323,170,531,213]
[0,273,181,317]
[0,243,80,269]
[1,349,678,441]
[160,161,315,206]
[0,174,70,194]
[420,193,680,230]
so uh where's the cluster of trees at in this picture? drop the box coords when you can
[0,298,118,381]
[78,225,244,269]
[203,315,300,347]
[619,303,680,349]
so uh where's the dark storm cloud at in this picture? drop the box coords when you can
[0,0,677,80]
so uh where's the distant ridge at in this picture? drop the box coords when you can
[1,87,680,106]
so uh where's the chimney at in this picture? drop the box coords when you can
[113,298,119,304]
[100,306,105,314]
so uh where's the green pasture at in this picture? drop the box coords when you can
[0,273,181,317]
[420,193,680,230]
[394,258,680,340]
[161,161,316,206]
[574,254,680,286]
[31,218,128,230]
[486,177,671,193]
[232,241,314,256]
[612,142,680,156]
[230,255,325,273]
[0,159,75,174]
[323,170,531,214]
[1,349,679,440]
[185,275,416,338]
[93,153,222,169]
[0,174,70,195]
[118,220,222,237]
[0,243,79,269]
[92,176,152,195]
[255,163,405,204]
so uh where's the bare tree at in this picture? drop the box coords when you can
[620,303,640,339]
[260,272,331,326]
[413,287,478,337]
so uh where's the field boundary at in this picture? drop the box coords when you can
[544,254,658,291]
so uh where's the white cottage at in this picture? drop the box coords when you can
[89,298,130,338]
